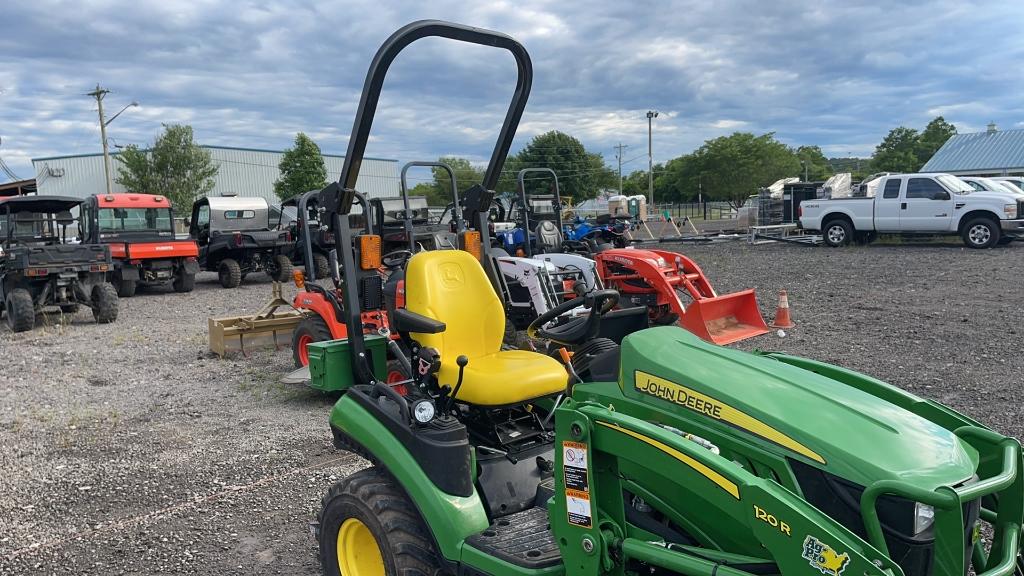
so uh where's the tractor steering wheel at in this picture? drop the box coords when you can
[526,289,619,346]
[382,249,413,270]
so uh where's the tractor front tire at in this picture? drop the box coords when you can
[313,253,331,281]
[5,288,35,332]
[318,467,442,576]
[218,259,242,288]
[116,277,137,298]
[269,254,293,283]
[173,271,196,293]
[91,283,119,324]
[292,315,332,367]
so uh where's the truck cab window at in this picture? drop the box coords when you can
[907,178,948,200]
[882,179,901,199]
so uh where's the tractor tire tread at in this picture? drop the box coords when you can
[270,254,293,282]
[5,288,35,332]
[292,315,332,367]
[219,259,243,288]
[91,283,119,324]
[313,253,331,281]
[117,278,137,298]
[318,468,442,576]
[173,271,196,293]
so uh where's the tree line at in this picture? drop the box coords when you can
[115,116,958,213]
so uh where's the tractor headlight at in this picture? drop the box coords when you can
[412,399,436,424]
[913,502,935,535]
[1004,203,1017,219]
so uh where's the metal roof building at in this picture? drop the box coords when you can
[921,125,1024,176]
[31,145,399,204]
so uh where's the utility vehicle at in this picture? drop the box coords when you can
[81,193,199,296]
[310,20,1023,576]
[0,195,118,331]
[187,196,293,288]
[800,173,1024,248]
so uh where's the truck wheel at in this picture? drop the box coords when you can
[318,467,442,576]
[5,288,35,332]
[116,277,137,298]
[173,271,196,293]
[293,316,332,367]
[91,283,119,324]
[961,217,1000,249]
[822,219,853,247]
[218,259,242,288]
[313,253,331,281]
[269,254,293,282]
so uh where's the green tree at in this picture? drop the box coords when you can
[794,145,833,181]
[430,156,484,206]
[688,132,800,208]
[513,131,614,202]
[916,116,957,167]
[115,124,218,211]
[872,126,920,173]
[274,132,328,202]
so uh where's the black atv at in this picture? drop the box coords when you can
[0,196,119,332]
[187,196,293,288]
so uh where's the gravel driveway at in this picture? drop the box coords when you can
[2,240,1021,574]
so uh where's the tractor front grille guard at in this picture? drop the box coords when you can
[859,427,1022,576]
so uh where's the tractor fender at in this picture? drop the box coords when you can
[329,394,488,562]
[293,290,347,338]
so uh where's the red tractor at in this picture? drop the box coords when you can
[594,247,769,345]
[81,194,199,296]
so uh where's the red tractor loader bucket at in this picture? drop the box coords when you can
[594,248,769,345]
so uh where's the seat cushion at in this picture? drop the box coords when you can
[443,349,567,407]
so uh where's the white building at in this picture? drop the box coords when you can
[31,145,399,204]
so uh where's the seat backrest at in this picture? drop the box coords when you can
[56,211,74,226]
[535,220,562,251]
[404,250,504,360]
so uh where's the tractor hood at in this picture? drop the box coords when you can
[617,327,977,489]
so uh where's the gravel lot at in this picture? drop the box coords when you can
[2,241,1022,574]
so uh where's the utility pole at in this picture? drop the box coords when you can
[88,84,113,195]
[614,142,629,194]
[646,110,658,208]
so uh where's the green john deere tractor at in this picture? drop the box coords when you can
[308,20,1023,576]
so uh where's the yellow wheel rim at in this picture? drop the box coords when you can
[337,518,385,576]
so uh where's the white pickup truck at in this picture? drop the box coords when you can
[799,173,1024,248]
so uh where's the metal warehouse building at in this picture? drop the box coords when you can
[921,124,1024,176]
[31,145,399,204]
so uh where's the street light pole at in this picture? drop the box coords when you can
[646,110,658,208]
[87,85,138,195]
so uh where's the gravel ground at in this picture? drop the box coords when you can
[2,241,1022,574]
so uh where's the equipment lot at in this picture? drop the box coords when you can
[2,241,1022,574]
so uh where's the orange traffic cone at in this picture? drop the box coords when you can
[770,290,795,329]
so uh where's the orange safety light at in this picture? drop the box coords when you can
[292,269,305,289]
[359,234,382,270]
[459,230,482,260]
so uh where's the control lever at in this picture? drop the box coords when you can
[443,356,469,415]
[378,326,412,380]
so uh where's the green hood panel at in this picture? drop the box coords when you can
[618,327,977,489]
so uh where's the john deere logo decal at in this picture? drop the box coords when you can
[802,536,849,576]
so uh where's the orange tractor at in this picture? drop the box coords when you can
[594,247,769,345]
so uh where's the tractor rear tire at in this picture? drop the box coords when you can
[218,259,242,288]
[91,283,119,324]
[318,467,442,576]
[313,253,331,281]
[269,254,293,283]
[5,288,35,332]
[173,271,196,293]
[116,277,137,298]
[293,315,332,367]
[961,217,1000,249]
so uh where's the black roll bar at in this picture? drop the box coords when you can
[516,167,561,257]
[400,162,463,248]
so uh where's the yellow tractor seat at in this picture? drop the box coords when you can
[404,250,567,407]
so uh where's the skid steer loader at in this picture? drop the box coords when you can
[308,20,1023,576]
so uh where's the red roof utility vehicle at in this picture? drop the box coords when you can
[81,194,199,296]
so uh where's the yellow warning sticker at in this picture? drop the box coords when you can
[565,489,592,528]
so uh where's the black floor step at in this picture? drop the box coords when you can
[465,506,561,568]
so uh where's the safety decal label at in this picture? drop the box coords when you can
[565,489,592,528]
[562,441,592,528]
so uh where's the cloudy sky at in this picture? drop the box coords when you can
[2,0,1022,183]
